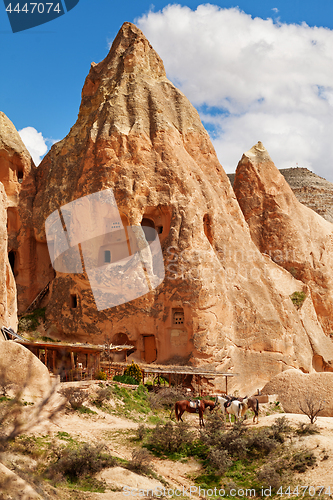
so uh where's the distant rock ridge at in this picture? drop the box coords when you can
[228,167,333,224]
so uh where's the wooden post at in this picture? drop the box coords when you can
[45,348,48,368]
[225,376,228,395]
[53,350,56,373]
[168,373,171,387]
[142,370,145,385]
[70,351,75,369]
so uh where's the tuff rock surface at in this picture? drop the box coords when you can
[262,369,333,416]
[233,142,333,336]
[27,23,333,394]
[0,341,52,399]
[0,112,52,315]
[0,182,16,330]
[228,167,333,225]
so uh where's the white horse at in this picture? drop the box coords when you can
[215,396,248,425]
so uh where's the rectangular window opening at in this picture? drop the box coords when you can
[104,250,111,263]
[70,294,78,309]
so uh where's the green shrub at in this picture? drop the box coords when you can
[290,291,306,309]
[113,374,139,385]
[47,442,116,481]
[146,421,195,457]
[124,362,142,384]
[95,371,107,381]
[18,308,46,332]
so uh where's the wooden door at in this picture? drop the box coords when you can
[144,336,157,363]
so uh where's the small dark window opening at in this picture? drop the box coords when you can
[104,250,111,263]
[173,310,184,326]
[203,214,214,246]
[8,251,15,275]
[157,226,163,234]
[17,170,24,183]
[70,294,78,309]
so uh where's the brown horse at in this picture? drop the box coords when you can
[236,396,259,423]
[174,399,215,427]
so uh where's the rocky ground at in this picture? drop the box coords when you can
[1,381,333,500]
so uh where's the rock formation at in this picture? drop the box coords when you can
[233,142,333,337]
[280,168,333,224]
[0,112,53,315]
[0,341,52,399]
[0,182,16,330]
[229,168,333,225]
[262,369,333,416]
[26,23,333,394]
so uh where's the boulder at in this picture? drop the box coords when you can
[262,369,333,416]
[0,341,52,399]
[233,141,333,335]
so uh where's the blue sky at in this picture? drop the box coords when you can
[1,0,333,180]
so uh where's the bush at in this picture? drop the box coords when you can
[95,371,107,381]
[127,449,153,475]
[147,421,194,456]
[113,375,139,385]
[291,450,316,472]
[124,362,142,384]
[295,422,320,435]
[207,448,232,475]
[92,387,112,407]
[47,442,116,481]
[148,386,186,410]
[290,291,306,309]
[60,387,88,410]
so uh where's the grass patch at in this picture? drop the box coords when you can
[77,406,97,415]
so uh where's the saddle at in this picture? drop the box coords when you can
[189,400,201,413]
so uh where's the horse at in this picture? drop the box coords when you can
[174,399,215,427]
[241,396,259,424]
[215,395,248,425]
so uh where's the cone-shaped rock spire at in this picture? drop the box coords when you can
[234,141,333,335]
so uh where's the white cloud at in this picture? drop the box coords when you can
[18,127,48,166]
[272,7,279,13]
[136,5,333,181]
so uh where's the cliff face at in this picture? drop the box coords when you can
[233,142,333,336]
[28,23,333,393]
[0,183,17,330]
[228,168,333,224]
[0,112,52,315]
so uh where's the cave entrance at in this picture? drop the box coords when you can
[8,251,16,275]
[141,218,156,242]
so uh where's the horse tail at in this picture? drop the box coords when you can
[255,398,259,412]
[175,402,179,421]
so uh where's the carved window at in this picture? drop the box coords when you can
[104,250,111,263]
[17,170,24,183]
[173,309,184,326]
[70,294,78,309]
